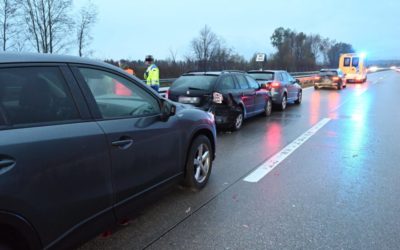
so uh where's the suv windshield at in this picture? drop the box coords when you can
[171,75,218,91]
[248,73,274,81]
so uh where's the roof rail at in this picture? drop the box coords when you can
[221,70,246,74]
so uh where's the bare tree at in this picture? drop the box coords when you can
[0,0,18,51]
[191,25,220,71]
[18,0,74,53]
[168,47,178,63]
[77,1,97,57]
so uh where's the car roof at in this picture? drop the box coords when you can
[0,52,117,70]
[247,70,284,73]
[184,71,222,76]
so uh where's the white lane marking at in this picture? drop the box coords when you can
[243,118,331,183]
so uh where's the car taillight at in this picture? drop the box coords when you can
[213,92,223,104]
[166,89,170,99]
[332,77,340,82]
[314,76,321,80]
[271,82,280,88]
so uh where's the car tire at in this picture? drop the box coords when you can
[263,99,272,116]
[295,91,302,104]
[337,84,342,90]
[279,94,287,111]
[183,135,213,191]
[231,106,244,131]
[314,85,318,90]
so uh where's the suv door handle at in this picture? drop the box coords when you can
[0,159,16,174]
[112,138,134,150]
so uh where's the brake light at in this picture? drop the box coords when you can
[271,82,280,88]
[166,89,170,99]
[332,77,340,82]
[213,92,223,104]
[314,76,321,80]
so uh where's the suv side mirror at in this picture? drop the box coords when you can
[295,79,300,84]
[160,99,176,121]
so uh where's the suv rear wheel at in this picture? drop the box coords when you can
[295,91,302,104]
[232,106,244,131]
[279,94,287,111]
[183,135,213,191]
[264,99,272,116]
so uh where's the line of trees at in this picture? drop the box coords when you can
[0,0,97,56]
[109,25,356,79]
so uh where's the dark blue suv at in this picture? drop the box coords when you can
[0,53,216,250]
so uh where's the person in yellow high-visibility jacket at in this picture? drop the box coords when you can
[144,55,160,92]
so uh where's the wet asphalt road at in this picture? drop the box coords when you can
[80,71,400,250]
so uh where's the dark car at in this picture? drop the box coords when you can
[0,53,216,250]
[314,68,346,90]
[247,70,302,111]
[167,71,272,131]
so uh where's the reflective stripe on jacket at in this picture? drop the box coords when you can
[144,64,160,86]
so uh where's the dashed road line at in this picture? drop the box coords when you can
[244,118,331,183]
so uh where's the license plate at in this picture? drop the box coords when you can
[178,96,200,104]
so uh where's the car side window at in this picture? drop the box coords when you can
[245,75,259,89]
[78,68,160,119]
[0,67,80,126]
[235,74,250,89]
[276,73,283,81]
[217,76,235,90]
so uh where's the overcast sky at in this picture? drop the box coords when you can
[75,0,400,61]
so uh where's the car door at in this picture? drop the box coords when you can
[245,75,266,113]
[234,74,255,116]
[286,72,298,101]
[72,66,182,219]
[0,65,114,248]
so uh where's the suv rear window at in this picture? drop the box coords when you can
[248,72,274,81]
[171,75,218,91]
